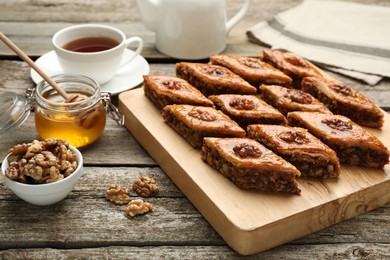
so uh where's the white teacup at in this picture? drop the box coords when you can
[53,24,143,84]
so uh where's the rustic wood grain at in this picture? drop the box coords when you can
[0,243,389,260]
[1,0,389,258]
[0,167,389,258]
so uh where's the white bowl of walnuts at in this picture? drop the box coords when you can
[1,139,83,206]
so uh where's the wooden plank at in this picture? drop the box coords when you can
[0,166,388,251]
[0,166,223,249]
[0,243,389,259]
[118,87,390,255]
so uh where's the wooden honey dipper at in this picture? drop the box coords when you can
[0,32,82,102]
[0,32,99,128]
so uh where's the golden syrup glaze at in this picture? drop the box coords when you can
[260,84,332,114]
[163,104,245,136]
[262,49,324,79]
[203,137,301,176]
[176,62,257,94]
[287,112,388,152]
[209,94,286,121]
[210,54,292,84]
[302,76,381,110]
[144,75,213,106]
[247,124,336,156]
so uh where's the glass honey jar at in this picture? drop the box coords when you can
[27,74,123,148]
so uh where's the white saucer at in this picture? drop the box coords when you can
[30,49,150,95]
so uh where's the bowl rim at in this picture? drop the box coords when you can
[1,145,83,188]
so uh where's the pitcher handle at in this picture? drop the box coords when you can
[226,0,251,35]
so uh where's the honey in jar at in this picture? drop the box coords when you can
[33,74,106,148]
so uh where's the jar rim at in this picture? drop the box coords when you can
[35,74,101,112]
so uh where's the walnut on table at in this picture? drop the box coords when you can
[105,184,131,205]
[132,176,159,197]
[124,199,153,218]
[5,138,78,184]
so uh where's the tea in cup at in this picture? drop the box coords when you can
[52,24,143,84]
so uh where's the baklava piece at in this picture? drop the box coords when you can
[301,76,384,128]
[143,75,214,110]
[208,94,286,128]
[162,104,246,149]
[210,54,292,87]
[201,137,301,194]
[287,112,389,168]
[247,124,340,178]
[260,84,332,115]
[261,49,327,87]
[175,62,257,96]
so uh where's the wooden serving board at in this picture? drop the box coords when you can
[118,88,390,256]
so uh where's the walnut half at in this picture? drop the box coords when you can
[229,97,256,110]
[132,176,159,197]
[105,184,131,205]
[321,118,353,131]
[188,107,218,122]
[279,130,310,145]
[124,199,153,218]
[233,143,262,158]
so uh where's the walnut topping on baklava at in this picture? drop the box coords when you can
[162,79,183,90]
[233,143,263,158]
[329,82,356,97]
[260,84,331,115]
[201,66,228,77]
[261,49,327,87]
[229,97,256,110]
[284,89,313,104]
[284,54,309,68]
[278,131,310,145]
[209,94,286,128]
[239,57,263,69]
[188,107,218,121]
[321,118,353,131]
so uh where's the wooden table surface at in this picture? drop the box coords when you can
[0,0,389,259]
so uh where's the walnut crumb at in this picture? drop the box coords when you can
[132,176,159,197]
[124,199,153,218]
[105,184,131,205]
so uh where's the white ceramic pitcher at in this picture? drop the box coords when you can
[136,0,251,60]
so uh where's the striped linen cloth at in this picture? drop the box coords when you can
[247,0,390,85]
